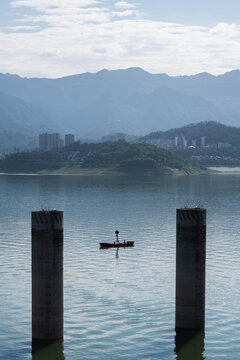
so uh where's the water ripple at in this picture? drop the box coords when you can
[0,174,240,359]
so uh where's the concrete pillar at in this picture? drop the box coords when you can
[32,210,63,340]
[175,208,206,330]
[175,329,205,360]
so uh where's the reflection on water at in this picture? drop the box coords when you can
[175,329,205,360]
[32,339,65,360]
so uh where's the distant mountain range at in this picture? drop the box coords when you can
[1,67,240,151]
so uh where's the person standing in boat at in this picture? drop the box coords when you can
[115,230,119,244]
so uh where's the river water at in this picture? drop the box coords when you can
[0,173,240,360]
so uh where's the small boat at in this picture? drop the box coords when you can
[99,230,134,249]
[99,241,134,249]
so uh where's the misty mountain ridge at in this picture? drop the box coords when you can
[1,67,240,148]
[0,90,52,134]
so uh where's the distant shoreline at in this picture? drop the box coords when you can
[208,166,240,173]
[0,166,200,176]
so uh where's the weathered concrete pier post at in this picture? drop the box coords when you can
[175,207,206,330]
[32,210,64,341]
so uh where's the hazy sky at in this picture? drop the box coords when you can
[1,0,240,77]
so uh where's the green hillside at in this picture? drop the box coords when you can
[141,121,240,146]
[0,140,196,175]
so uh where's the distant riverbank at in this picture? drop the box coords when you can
[208,166,240,173]
[0,166,202,176]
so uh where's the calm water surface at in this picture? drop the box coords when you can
[0,174,240,360]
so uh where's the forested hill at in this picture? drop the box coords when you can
[0,141,195,175]
[140,121,240,146]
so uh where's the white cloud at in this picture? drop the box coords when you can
[11,0,100,10]
[9,25,39,31]
[115,1,136,9]
[1,1,240,77]
[112,10,135,17]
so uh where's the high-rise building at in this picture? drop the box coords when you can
[51,133,61,149]
[39,133,61,151]
[39,133,51,151]
[65,134,75,146]
[201,136,205,147]
[175,136,178,147]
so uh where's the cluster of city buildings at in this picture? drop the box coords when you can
[209,142,232,149]
[144,134,205,150]
[145,134,232,150]
[39,133,75,151]
[190,154,239,165]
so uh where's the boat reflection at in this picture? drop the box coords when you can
[175,329,205,360]
[32,339,65,360]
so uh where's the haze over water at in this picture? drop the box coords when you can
[0,174,240,360]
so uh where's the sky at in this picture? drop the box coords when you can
[1,0,240,78]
